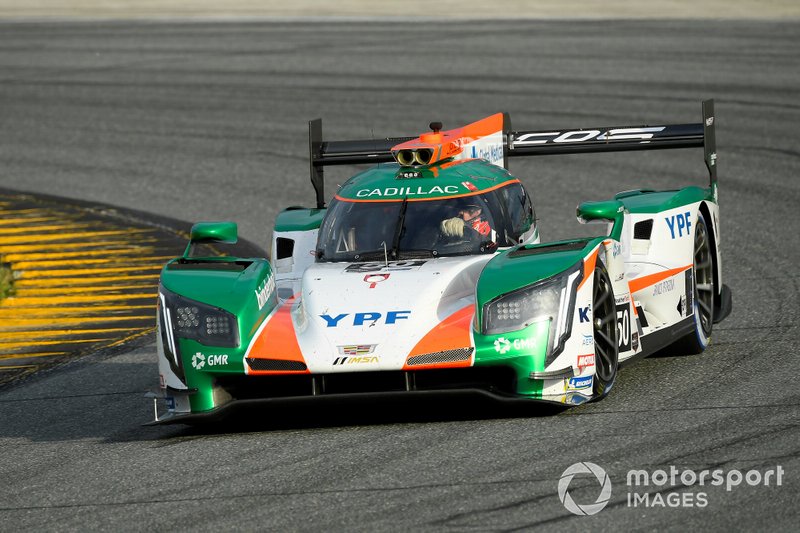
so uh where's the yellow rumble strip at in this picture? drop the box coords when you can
[0,192,226,386]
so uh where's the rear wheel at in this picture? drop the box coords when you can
[592,263,619,399]
[677,212,715,354]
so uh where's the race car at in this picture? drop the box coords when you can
[150,100,732,423]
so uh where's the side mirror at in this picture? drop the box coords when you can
[184,222,238,257]
[189,221,238,244]
[576,200,625,239]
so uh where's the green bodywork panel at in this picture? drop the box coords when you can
[274,208,327,232]
[472,237,603,398]
[337,159,516,201]
[160,257,277,412]
[614,186,714,213]
[476,237,600,313]
[474,320,551,397]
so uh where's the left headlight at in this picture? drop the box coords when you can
[482,262,582,363]
[159,286,240,349]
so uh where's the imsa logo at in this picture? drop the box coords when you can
[333,356,379,366]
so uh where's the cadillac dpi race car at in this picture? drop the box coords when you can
[151,100,732,423]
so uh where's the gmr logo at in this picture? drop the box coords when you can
[665,212,692,239]
[494,338,511,354]
[320,311,411,327]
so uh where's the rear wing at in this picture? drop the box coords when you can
[308,99,716,208]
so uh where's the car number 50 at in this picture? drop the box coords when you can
[617,307,631,351]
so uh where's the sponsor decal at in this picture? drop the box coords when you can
[338,344,376,356]
[165,396,176,410]
[678,295,687,317]
[581,334,594,346]
[363,273,390,288]
[494,337,511,354]
[705,116,714,127]
[685,268,694,315]
[191,351,205,370]
[494,336,539,354]
[515,127,665,146]
[159,374,166,389]
[652,278,675,296]
[345,260,426,273]
[355,185,460,198]
[577,354,595,373]
[206,354,229,366]
[612,242,622,258]
[567,375,593,390]
[462,181,478,192]
[320,310,411,327]
[333,356,379,365]
[615,272,625,282]
[578,305,591,323]
[632,331,640,351]
[665,211,692,239]
[255,275,275,310]
[470,144,504,164]
[191,351,228,369]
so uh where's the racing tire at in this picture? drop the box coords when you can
[591,263,619,400]
[675,212,715,354]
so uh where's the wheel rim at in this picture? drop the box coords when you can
[592,267,618,382]
[694,219,714,336]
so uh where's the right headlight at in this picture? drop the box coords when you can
[159,286,240,349]
[482,262,583,364]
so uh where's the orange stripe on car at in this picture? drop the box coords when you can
[628,265,692,294]
[577,247,599,290]
[403,305,474,370]
[246,296,309,375]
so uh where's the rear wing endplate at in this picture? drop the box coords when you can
[308,100,716,208]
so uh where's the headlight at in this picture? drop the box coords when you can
[482,262,582,364]
[159,286,240,349]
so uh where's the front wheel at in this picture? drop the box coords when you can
[592,263,619,400]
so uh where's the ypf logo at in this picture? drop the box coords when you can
[191,352,205,370]
[558,462,612,516]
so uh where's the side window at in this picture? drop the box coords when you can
[502,183,535,242]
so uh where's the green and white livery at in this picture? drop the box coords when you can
[152,101,731,423]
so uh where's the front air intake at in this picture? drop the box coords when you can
[406,348,474,366]
[246,358,307,371]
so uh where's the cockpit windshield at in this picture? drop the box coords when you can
[316,195,502,262]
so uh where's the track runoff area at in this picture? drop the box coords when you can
[0,191,256,387]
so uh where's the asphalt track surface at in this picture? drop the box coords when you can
[0,19,798,531]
